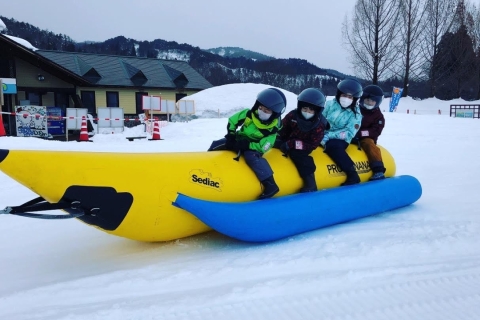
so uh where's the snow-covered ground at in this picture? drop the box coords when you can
[1,83,480,320]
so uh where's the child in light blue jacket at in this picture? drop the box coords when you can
[321,79,363,185]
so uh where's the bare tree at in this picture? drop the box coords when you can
[471,3,480,49]
[450,0,476,34]
[397,0,428,96]
[465,2,480,98]
[421,0,457,97]
[342,0,402,84]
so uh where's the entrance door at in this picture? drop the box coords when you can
[175,93,187,102]
[135,92,148,114]
[80,91,96,115]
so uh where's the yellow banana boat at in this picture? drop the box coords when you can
[0,146,396,242]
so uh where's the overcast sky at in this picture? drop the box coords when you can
[3,0,360,74]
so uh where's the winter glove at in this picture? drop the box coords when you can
[273,139,283,149]
[320,136,329,148]
[224,132,236,150]
[350,137,359,145]
[280,141,289,157]
[351,137,361,150]
[321,136,329,153]
[235,139,250,151]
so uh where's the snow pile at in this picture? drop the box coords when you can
[0,18,6,32]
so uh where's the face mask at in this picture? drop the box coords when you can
[339,97,353,108]
[301,111,314,120]
[258,109,272,121]
[363,103,375,110]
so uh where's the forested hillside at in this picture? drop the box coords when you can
[3,14,469,100]
[0,16,351,95]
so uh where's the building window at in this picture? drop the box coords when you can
[81,91,96,114]
[106,91,119,108]
[0,58,13,78]
[55,92,69,109]
[26,92,41,105]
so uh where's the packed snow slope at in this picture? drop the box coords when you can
[1,83,480,320]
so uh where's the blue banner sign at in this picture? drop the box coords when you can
[1,78,17,94]
[389,87,403,112]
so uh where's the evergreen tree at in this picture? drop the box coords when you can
[432,25,477,99]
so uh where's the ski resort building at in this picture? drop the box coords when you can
[0,33,212,136]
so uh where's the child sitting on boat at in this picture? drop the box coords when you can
[351,84,386,181]
[208,88,286,199]
[276,88,327,193]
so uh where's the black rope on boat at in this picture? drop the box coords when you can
[233,150,242,161]
[356,139,362,151]
[1,196,86,219]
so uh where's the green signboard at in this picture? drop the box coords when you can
[455,110,474,118]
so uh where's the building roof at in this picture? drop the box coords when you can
[0,34,91,86]
[36,50,212,90]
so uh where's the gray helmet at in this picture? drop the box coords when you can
[360,85,384,109]
[337,78,363,98]
[297,88,326,108]
[256,88,287,114]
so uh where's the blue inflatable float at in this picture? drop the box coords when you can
[173,175,422,242]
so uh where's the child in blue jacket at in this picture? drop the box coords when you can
[321,79,363,186]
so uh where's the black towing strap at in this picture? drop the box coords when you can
[1,196,87,219]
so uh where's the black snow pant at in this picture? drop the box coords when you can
[243,150,274,182]
[208,139,273,182]
[324,139,355,172]
[289,149,316,177]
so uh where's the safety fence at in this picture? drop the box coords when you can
[404,109,442,115]
[0,111,161,121]
[450,104,480,119]
[1,109,168,139]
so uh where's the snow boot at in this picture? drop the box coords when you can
[369,172,385,181]
[369,161,386,181]
[258,176,279,200]
[299,173,317,193]
[341,167,360,186]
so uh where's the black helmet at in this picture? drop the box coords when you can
[298,88,326,108]
[256,88,287,115]
[337,78,363,98]
[360,85,384,109]
[297,88,326,117]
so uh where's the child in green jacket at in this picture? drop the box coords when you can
[208,88,286,199]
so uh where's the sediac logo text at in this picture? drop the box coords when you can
[192,175,220,188]
[190,169,222,191]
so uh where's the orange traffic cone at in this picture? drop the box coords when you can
[0,114,6,137]
[78,116,91,142]
[149,121,162,141]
